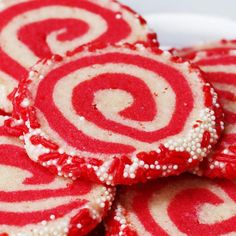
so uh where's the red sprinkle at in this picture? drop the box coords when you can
[30,135,59,150]
[27,107,40,129]
[201,131,211,148]
[69,208,98,236]
[108,158,120,175]
[203,85,213,107]
[57,154,69,165]
[216,154,236,163]
[39,153,61,162]
[7,88,17,101]
[88,158,103,167]
[53,54,63,62]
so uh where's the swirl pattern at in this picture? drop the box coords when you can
[173,39,236,60]
[0,116,115,236]
[0,0,157,113]
[174,41,236,179]
[13,44,223,185]
[105,174,236,236]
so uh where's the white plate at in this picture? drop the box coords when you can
[121,0,236,48]
[146,13,236,49]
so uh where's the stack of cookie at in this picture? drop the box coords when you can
[0,1,235,235]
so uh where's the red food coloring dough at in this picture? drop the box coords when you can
[174,40,236,179]
[105,174,236,236]
[13,43,223,185]
[0,0,158,113]
[0,115,115,236]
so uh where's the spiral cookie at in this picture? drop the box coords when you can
[173,39,236,60]
[0,0,157,113]
[0,115,115,236]
[13,43,223,185]
[105,174,236,236]
[174,41,236,179]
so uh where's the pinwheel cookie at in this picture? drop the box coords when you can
[174,40,236,179]
[173,39,236,60]
[13,43,223,185]
[0,0,157,113]
[105,174,236,236]
[0,115,115,236]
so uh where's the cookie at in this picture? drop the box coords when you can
[173,39,236,60]
[105,174,236,236]
[0,115,115,236]
[13,43,223,185]
[174,41,236,179]
[0,0,157,113]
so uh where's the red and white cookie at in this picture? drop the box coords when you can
[0,115,115,236]
[173,39,236,60]
[0,0,157,113]
[174,40,236,179]
[13,43,223,185]
[105,174,236,236]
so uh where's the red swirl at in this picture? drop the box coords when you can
[0,0,153,84]
[34,52,194,154]
[131,176,236,235]
[18,18,89,59]
[0,140,91,227]
[168,181,236,235]
[203,71,236,125]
